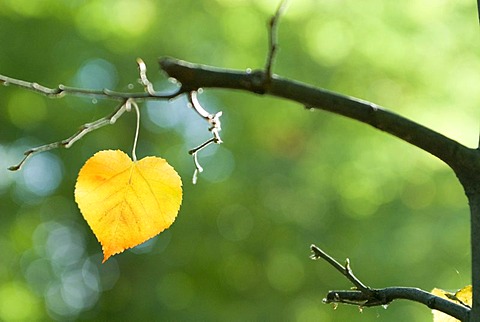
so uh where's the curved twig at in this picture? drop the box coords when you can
[8,101,129,171]
[187,91,223,184]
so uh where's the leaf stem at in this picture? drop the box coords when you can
[129,99,141,162]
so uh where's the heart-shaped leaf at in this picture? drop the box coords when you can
[75,150,182,262]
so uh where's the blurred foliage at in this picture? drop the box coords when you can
[0,0,478,321]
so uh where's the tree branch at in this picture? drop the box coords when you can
[4,58,182,170]
[159,57,472,171]
[160,18,480,316]
[466,189,480,322]
[310,245,470,321]
[158,58,480,320]
[477,0,480,24]
[0,73,179,101]
[2,2,478,317]
[8,100,130,171]
[3,60,226,182]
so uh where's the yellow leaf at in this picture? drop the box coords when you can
[431,285,472,322]
[75,150,182,262]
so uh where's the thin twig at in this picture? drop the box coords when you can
[136,58,156,96]
[189,138,217,155]
[189,90,213,119]
[186,91,223,184]
[4,59,184,170]
[8,101,129,171]
[310,244,372,294]
[264,0,288,78]
[0,73,179,101]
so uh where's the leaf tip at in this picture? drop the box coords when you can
[101,245,125,263]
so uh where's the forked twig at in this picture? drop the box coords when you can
[310,244,372,295]
[310,244,469,320]
[5,59,182,170]
[9,100,130,171]
[187,91,223,184]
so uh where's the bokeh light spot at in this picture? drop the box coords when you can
[21,153,63,198]
[0,282,40,321]
[2,0,46,17]
[73,58,118,90]
[111,0,156,37]
[266,251,305,293]
[8,91,47,129]
[305,19,353,66]
[289,298,329,321]
[201,147,235,183]
[22,221,115,320]
[74,0,156,41]
[46,225,85,268]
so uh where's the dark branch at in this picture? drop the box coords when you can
[310,245,470,321]
[477,0,480,24]
[159,57,472,172]
[324,288,469,320]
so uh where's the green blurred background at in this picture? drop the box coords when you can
[0,0,479,321]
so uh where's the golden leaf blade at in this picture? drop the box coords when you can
[75,150,182,262]
[431,285,472,322]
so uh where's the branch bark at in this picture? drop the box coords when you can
[325,288,469,320]
[462,179,480,322]
[310,244,470,321]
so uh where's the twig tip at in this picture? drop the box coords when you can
[136,57,145,67]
